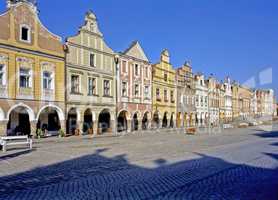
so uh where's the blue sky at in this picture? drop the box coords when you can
[0,0,277,99]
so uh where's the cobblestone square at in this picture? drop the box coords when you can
[0,124,278,199]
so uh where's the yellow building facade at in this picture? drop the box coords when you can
[0,1,65,136]
[152,50,177,128]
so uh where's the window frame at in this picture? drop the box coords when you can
[121,81,128,97]
[134,84,140,97]
[103,80,111,97]
[88,77,97,96]
[0,64,6,86]
[20,24,31,43]
[71,74,81,94]
[19,68,32,88]
[89,53,95,67]
[42,71,54,90]
[134,63,139,77]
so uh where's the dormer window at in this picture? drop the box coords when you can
[20,25,31,43]
[90,23,95,32]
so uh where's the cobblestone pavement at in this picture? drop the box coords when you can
[0,124,278,199]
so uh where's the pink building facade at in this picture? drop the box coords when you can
[117,41,152,132]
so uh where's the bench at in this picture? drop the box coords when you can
[0,136,32,152]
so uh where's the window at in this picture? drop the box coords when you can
[201,96,204,106]
[103,80,110,96]
[122,81,127,96]
[196,95,199,106]
[20,25,30,42]
[0,64,5,86]
[135,84,139,97]
[134,64,139,76]
[156,88,160,100]
[90,53,95,67]
[20,68,31,88]
[88,77,96,95]
[171,91,174,103]
[71,75,80,94]
[164,73,168,81]
[43,71,53,90]
[145,67,148,78]
[164,90,168,102]
[122,61,127,73]
[144,86,149,98]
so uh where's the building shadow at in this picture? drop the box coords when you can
[253,130,278,138]
[0,149,36,161]
[0,149,277,200]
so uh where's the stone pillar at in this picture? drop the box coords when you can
[110,120,116,135]
[158,120,162,129]
[30,120,37,138]
[127,119,132,133]
[93,120,98,136]
[0,120,8,136]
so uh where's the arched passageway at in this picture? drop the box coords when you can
[142,112,149,130]
[132,113,139,131]
[37,107,61,136]
[117,110,128,132]
[162,112,168,128]
[170,113,174,128]
[184,112,188,127]
[7,106,32,136]
[83,109,93,134]
[153,111,160,128]
[67,108,78,135]
[98,109,111,134]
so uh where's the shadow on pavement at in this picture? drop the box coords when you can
[0,149,277,200]
[253,130,278,138]
[0,149,36,161]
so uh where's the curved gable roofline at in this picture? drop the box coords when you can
[4,2,62,41]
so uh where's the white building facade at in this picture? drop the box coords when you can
[194,74,208,127]
[223,78,233,122]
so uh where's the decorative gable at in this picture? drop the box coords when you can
[123,41,149,62]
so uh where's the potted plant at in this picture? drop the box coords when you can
[59,129,65,138]
[36,129,43,139]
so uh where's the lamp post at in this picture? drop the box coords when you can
[114,55,119,134]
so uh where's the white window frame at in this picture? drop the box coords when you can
[134,84,140,97]
[145,66,149,78]
[134,63,140,77]
[89,53,96,67]
[121,60,128,74]
[103,80,111,96]
[88,76,97,96]
[20,24,31,43]
[144,85,150,98]
[71,74,81,94]
[0,64,7,86]
[19,67,32,88]
[121,81,128,97]
[42,71,54,90]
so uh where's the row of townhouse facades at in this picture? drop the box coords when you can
[0,0,276,137]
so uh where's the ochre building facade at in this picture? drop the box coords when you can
[0,1,65,136]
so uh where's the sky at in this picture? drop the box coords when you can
[0,0,277,99]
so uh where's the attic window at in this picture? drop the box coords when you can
[20,25,31,43]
